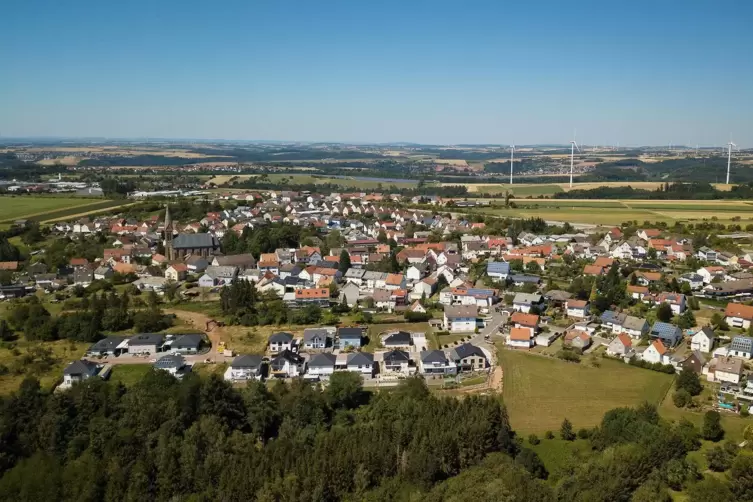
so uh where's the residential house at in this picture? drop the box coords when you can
[127,333,164,355]
[563,330,592,351]
[671,351,706,374]
[642,339,669,365]
[86,336,128,357]
[654,293,686,315]
[382,331,413,348]
[697,266,726,284]
[443,305,478,332]
[678,273,704,290]
[338,282,360,307]
[565,299,590,319]
[199,266,238,287]
[154,354,187,377]
[382,349,412,374]
[729,336,753,359]
[512,293,545,313]
[61,360,99,388]
[649,322,682,347]
[94,265,113,280]
[635,271,661,286]
[307,353,337,378]
[165,263,188,281]
[419,350,457,376]
[638,228,662,240]
[507,327,535,349]
[409,300,427,314]
[510,312,540,333]
[269,350,305,378]
[697,246,718,262]
[606,334,634,358]
[448,343,489,372]
[486,261,511,280]
[212,253,257,270]
[509,274,541,287]
[167,334,204,354]
[411,276,438,300]
[343,352,374,375]
[293,288,330,307]
[224,355,264,381]
[185,255,209,273]
[627,285,649,300]
[691,327,714,353]
[337,327,363,349]
[268,332,295,353]
[302,327,335,350]
[725,303,753,329]
[73,267,94,287]
[406,263,428,282]
[708,356,744,384]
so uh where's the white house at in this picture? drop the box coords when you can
[507,327,534,349]
[268,332,295,353]
[224,355,263,381]
[307,353,337,378]
[344,352,374,375]
[61,360,99,388]
[708,356,744,384]
[606,334,634,358]
[302,327,335,350]
[419,350,457,376]
[642,340,669,365]
[565,299,590,319]
[269,350,305,378]
[690,327,714,353]
[443,305,478,332]
[725,303,753,330]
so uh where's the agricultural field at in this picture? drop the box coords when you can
[0,196,116,223]
[498,349,673,434]
[260,173,426,190]
[447,183,564,196]
[476,198,753,226]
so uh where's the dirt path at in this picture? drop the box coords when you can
[490,366,503,393]
[166,308,227,359]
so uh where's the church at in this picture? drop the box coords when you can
[164,206,220,260]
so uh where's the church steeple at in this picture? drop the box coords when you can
[164,205,174,260]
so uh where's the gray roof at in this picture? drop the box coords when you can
[230,354,263,369]
[513,293,543,305]
[214,254,256,267]
[154,354,185,369]
[449,343,486,361]
[383,331,413,346]
[338,327,363,340]
[544,290,572,302]
[622,315,648,331]
[173,233,219,249]
[63,359,98,376]
[87,336,126,352]
[363,271,388,280]
[650,322,682,344]
[344,268,366,279]
[205,265,238,279]
[346,352,373,365]
[169,333,204,349]
[420,350,449,364]
[308,352,337,367]
[303,327,335,343]
[383,349,410,363]
[269,332,294,343]
[128,333,165,346]
[271,349,304,365]
[444,304,478,319]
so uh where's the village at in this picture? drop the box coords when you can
[0,189,748,414]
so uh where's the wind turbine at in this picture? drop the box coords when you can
[726,140,737,184]
[569,134,580,188]
[509,144,515,185]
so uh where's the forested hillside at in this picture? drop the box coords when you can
[1,370,750,501]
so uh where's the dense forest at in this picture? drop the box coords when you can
[1,371,749,501]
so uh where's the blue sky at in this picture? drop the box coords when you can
[1,0,751,146]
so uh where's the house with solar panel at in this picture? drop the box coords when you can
[649,322,682,347]
[153,354,187,378]
[729,336,753,359]
[486,261,510,280]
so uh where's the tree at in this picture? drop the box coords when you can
[514,448,548,480]
[729,454,753,501]
[338,250,351,274]
[326,371,364,410]
[672,389,691,408]
[656,303,673,323]
[676,368,702,396]
[560,418,575,441]
[528,434,540,445]
[706,442,738,471]
[702,411,724,441]
[687,477,734,502]
[0,320,14,342]
[632,475,672,502]
[675,309,696,330]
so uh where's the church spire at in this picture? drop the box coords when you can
[164,204,174,261]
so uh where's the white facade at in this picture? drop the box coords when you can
[690,331,713,353]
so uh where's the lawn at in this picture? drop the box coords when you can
[498,349,674,434]
[428,332,471,350]
[108,365,152,386]
[0,196,109,222]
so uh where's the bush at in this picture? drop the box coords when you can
[528,434,540,445]
[577,428,590,439]
[673,389,692,408]
[740,404,749,417]
[545,431,554,439]
[706,441,739,472]
[556,349,581,363]
[676,368,702,396]
[404,311,431,322]
[560,418,575,441]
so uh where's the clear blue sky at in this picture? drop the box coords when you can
[1,0,751,146]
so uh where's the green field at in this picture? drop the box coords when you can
[0,339,89,395]
[0,196,112,223]
[263,173,427,190]
[499,349,673,434]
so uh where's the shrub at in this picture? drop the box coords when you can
[673,389,692,408]
[528,434,540,445]
[560,418,575,441]
[577,428,590,439]
[545,431,554,439]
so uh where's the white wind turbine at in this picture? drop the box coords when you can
[569,133,580,188]
[726,139,737,184]
[509,143,515,185]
